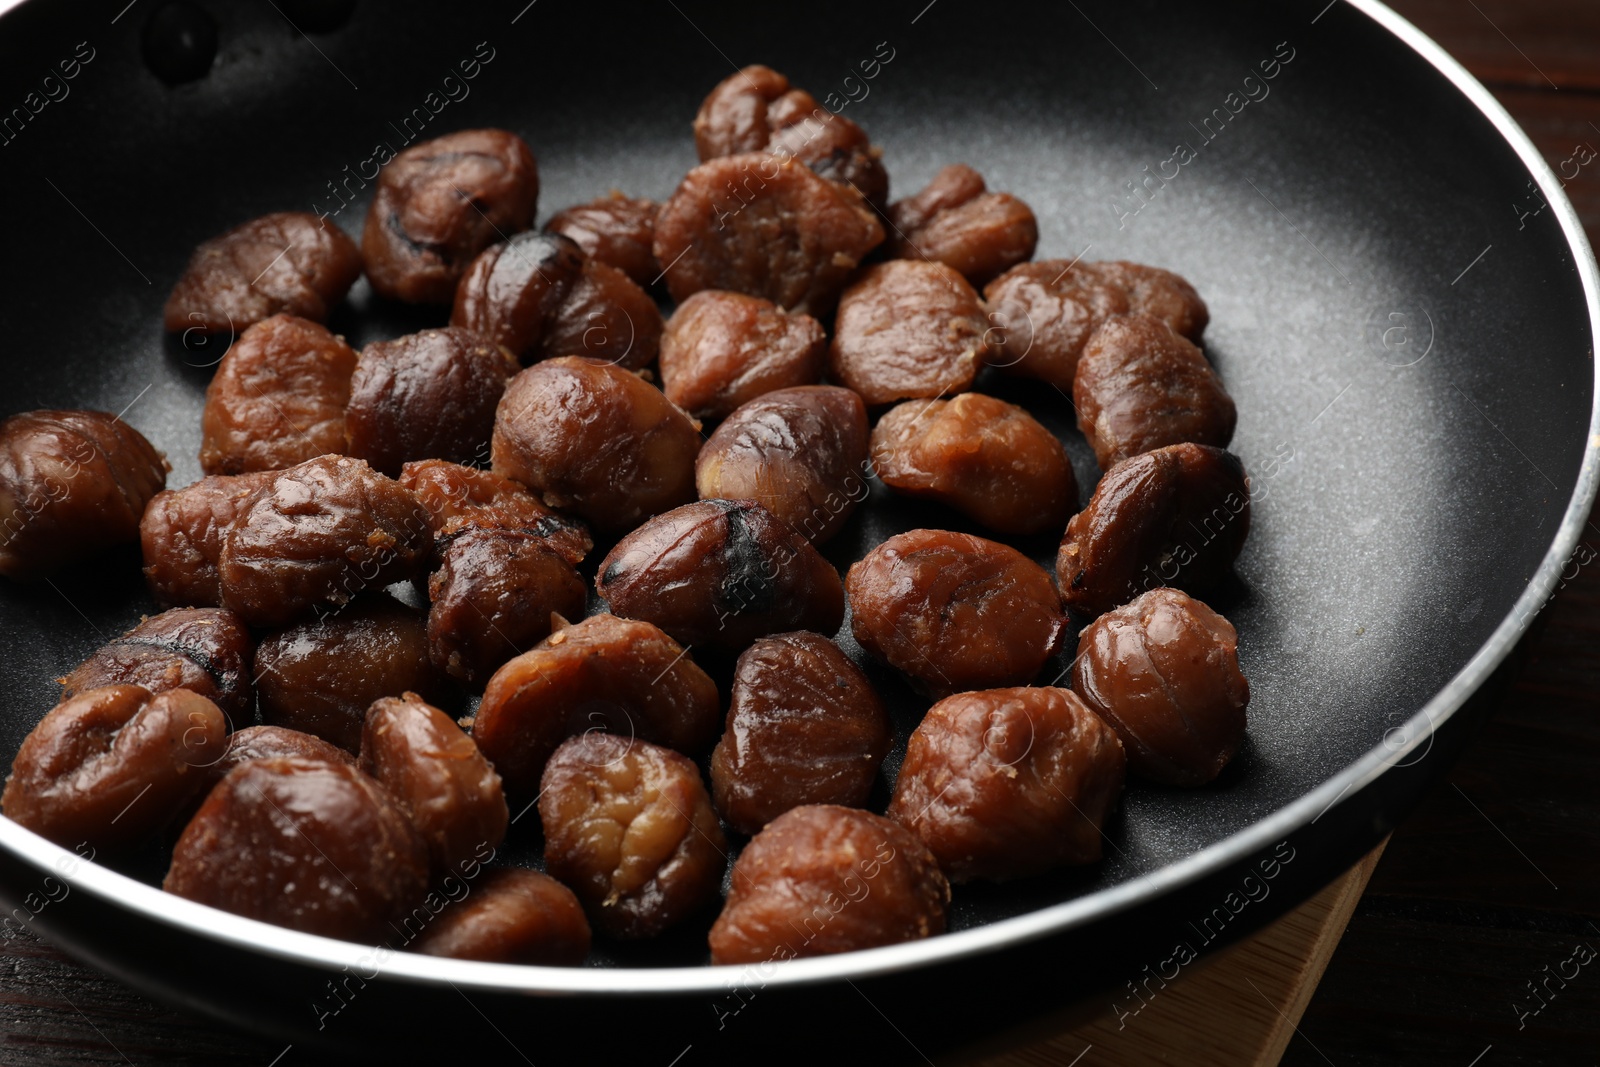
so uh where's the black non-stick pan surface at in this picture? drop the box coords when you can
[0,0,1594,1062]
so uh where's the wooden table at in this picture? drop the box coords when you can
[3,2,1598,1064]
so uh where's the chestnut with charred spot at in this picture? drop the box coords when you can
[59,607,254,723]
[363,129,539,305]
[695,385,869,545]
[597,499,845,654]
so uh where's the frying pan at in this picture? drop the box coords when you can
[0,0,1594,1061]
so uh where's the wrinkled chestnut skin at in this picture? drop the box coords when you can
[0,410,168,580]
[141,455,432,626]
[164,212,363,336]
[165,757,429,942]
[254,597,446,753]
[829,261,988,406]
[544,192,661,286]
[710,633,889,835]
[1057,443,1250,617]
[222,457,432,626]
[361,694,508,873]
[60,607,254,723]
[887,687,1125,882]
[984,260,1209,388]
[411,868,590,964]
[193,725,355,804]
[846,529,1066,697]
[693,65,889,210]
[401,461,590,684]
[140,471,270,608]
[199,314,358,476]
[428,528,587,687]
[539,733,725,940]
[3,686,227,850]
[659,290,827,422]
[538,258,661,370]
[708,805,949,964]
[1074,313,1236,471]
[870,393,1076,536]
[695,386,869,544]
[345,327,519,476]
[1072,588,1249,786]
[449,232,585,361]
[597,500,845,654]
[1095,261,1210,341]
[653,152,884,317]
[363,129,539,305]
[399,460,590,566]
[474,614,721,796]
[886,165,1038,287]
[491,357,700,534]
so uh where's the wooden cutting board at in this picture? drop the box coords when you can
[956,842,1388,1067]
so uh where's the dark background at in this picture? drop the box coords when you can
[0,0,1594,1064]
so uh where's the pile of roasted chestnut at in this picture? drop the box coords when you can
[0,64,1250,968]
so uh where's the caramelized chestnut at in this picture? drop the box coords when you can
[708,805,948,964]
[1072,588,1249,785]
[653,152,884,316]
[345,326,519,477]
[164,211,362,335]
[693,64,889,209]
[0,410,168,580]
[1056,443,1250,617]
[59,607,254,723]
[710,632,889,835]
[142,455,432,627]
[491,357,700,534]
[828,260,988,406]
[984,260,1208,389]
[360,693,508,873]
[887,687,1125,881]
[846,529,1066,696]
[3,686,226,850]
[254,597,446,753]
[1074,313,1235,470]
[411,868,590,964]
[199,313,357,476]
[165,757,429,941]
[473,614,721,796]
[870,393,1076,536]
[449,232,585,360]
[695,386,869,544]
[544,192,661,286]
[886,164,1037,286]
[363,129,539,304]
[659,290,827,422]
